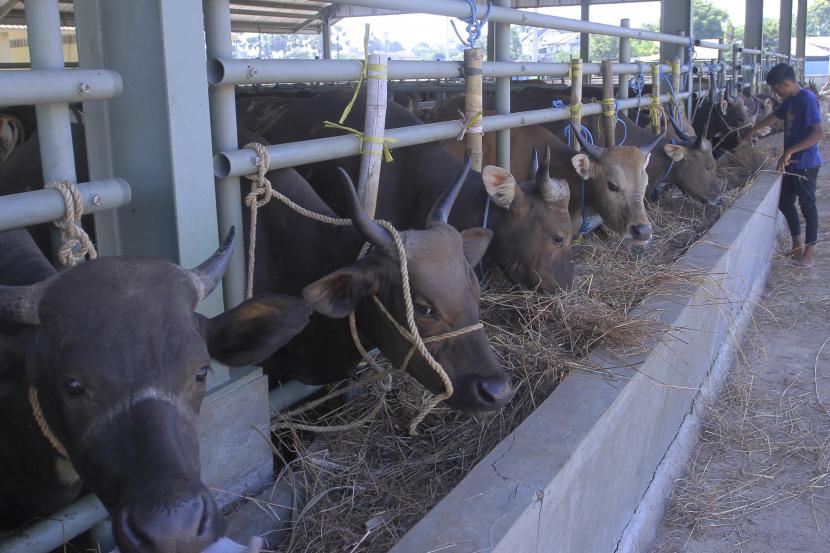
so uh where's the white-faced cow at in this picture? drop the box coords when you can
[0,228,311,553]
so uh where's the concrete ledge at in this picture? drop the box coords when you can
[389,171,783,553]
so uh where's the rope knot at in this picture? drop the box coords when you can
[45,180,97,267]
[242,142,275,209]
[454,109,483,141]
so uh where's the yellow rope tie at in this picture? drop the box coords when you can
[322,121,398,162]
[569,103,583,123]
[29,386,69,459]
[454,109,483,141]
[45,180,97,267]
[601,97,617,118]
[241,144,479,435]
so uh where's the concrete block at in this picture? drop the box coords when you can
[388,171,783,553]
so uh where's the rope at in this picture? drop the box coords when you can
[454,108,483,141]
[450,0,492,48]
[323,121,398,162]
[44,180,98,267]
[578,179,591,236]
[242,144,482,435]
[631,66,646,123]
[29,386,69,459]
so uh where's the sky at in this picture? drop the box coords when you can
[331,0,795,52]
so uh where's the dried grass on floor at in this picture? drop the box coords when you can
[265,143,774,553]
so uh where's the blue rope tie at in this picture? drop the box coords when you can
[630,68,646,124]
[655,137,677,193]
[578,179,591,236]
[476,195,492,284]
[450,0,492,49]
[552,99,595,147]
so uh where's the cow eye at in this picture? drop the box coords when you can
[607,181,620,192]
[414,303,434,318]
[553,236,565,246]
[195,365,210,384]
[62,378,85,397]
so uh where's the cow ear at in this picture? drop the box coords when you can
[0,333,23,397]
[202,295,312,367]
[461,228,493,267]
[302,262,377,319]
[571,153,592,180]
[482,166,518,209]
[663,143,687,161]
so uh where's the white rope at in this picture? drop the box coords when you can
[45,180,98,267]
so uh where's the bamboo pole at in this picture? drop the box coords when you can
[357,54,388,218]
[671,56,682,120]
[569,57,583,151]
[601,59,615,147]
[464,48,484,171]
[651,63,662,134]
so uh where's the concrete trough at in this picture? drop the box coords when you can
[389,168,783,553]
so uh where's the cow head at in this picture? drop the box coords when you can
[664,116,724,206]
[481,146,573,291]
[303,161,511,411]
[0,229,311,553]
[569,124,658,243]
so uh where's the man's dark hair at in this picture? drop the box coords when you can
[766,63,796,87]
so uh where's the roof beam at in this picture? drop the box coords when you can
[230,0,327,10]
[230,8,317,18]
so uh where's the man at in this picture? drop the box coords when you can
[742,63,823,267]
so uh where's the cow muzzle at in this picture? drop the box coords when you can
[447,374,512,411]
[114,486,223,553]
[629,223,653,243]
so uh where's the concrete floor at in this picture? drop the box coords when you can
[647,146,830,552]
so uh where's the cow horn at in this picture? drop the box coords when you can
[639,127,666,155]
[694,132,704,149]
[569,122,605,158]
[338,167,396,257]
[529,147,540,178]
[427,149,471,225]
[187,227,235,303]
[0,282,46,325]
[667,113,696,144]
[536,145,569,203]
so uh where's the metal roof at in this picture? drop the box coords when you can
[0,0,647,35]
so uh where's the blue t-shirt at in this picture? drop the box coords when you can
[775,88,823,170]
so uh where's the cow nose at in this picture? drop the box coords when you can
[474,377,512,408]
[114,489,221,553]
[707,195,724,207]
[630,223,652,242]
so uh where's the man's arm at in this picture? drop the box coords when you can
[778,123,824,170]
[739,112,779,144]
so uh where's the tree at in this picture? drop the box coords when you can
[762,18,779,52]
[369,33,404,54]
[807,0,830,35]
[693,0,731,39]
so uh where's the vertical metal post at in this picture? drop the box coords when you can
[570,58,583,152]
[731,45,740,92]
[486,21,495,62]
[601,60,615,147]
[660,0,692,62]
[357,55,387,218]
[651,63,661,134]
[24,0,77,260]
[680,31,693,117]
[618,19,631,117]
[780,0,793,57]
[795,0,807,80]
[494,0,510,171]
[717,38,725,102]
[204,0,246,311]
[322,13,332,60]
[464,48,484,172]
[580,0,589,70]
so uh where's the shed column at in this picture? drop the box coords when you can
[494,0,510,171]
[618,19,631,116]
[74,0,223,313]
[744,0,762,53]
[795,0,807,79]
[779,0,793,57]
[660,0,692,62]
[322,9,332,59]
[579,0,589,69]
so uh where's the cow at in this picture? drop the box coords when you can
[0,228,311,553]
[241,131,511,410]
[237,91,575,291]
[690,87,751,155]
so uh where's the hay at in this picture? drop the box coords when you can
[262,144,775,553]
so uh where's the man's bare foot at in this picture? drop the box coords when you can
[795,245,815,267]
[787,245,804,259]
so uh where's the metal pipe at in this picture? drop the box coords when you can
[579,0,589,67]
[0,69,122,106]
[0,178,131,232]
[216,93,690,178]
[618,19,631,117]
[0,494,108,553]
[494,0,510,171]
[325,0,699,46]
[208,57,689,86]
[204,0,246,310]
[742,47,762,55]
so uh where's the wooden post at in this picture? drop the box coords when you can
[651,63,662,134]
[464,48,484,172]
[570,57,583,152]
[671,56,682,120]
[601,59,616,147]
[357,54,387,218]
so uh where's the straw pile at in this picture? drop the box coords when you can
[262,142,775,553]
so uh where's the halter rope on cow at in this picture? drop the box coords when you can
[242,143,484,435]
